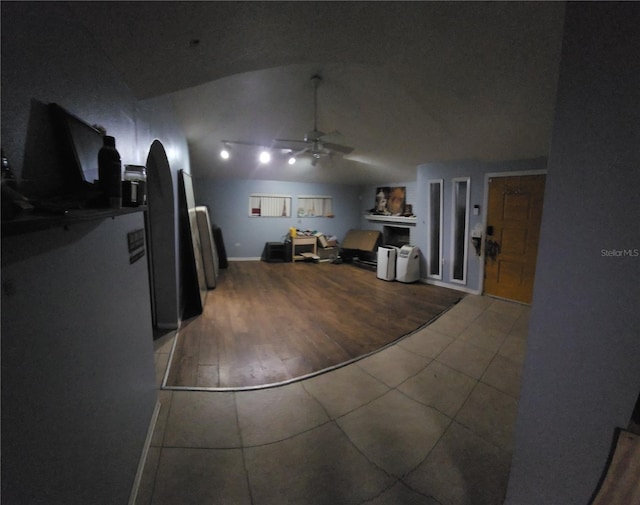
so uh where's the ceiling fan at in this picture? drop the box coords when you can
[221,74,354,166]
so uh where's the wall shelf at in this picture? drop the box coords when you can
[2,206,147,237]
[364,214,416,226]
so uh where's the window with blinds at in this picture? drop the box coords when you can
[249,194,292,217]
[297,195,333,218]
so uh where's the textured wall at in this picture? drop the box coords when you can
[0,2,187,502]
[506,3,640,504]
[194,178,363,258]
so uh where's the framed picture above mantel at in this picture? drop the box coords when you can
[371,186,414,218]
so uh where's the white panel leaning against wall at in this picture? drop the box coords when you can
[249,194,292,217]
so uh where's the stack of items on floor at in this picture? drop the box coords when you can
[289,228,339,263]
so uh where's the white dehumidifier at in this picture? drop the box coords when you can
[396,245,420,283]
[377,246,398,281]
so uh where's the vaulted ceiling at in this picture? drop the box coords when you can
[69,1,566,185]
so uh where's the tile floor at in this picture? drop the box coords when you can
[137,294,530,505]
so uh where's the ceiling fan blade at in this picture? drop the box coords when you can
[292,146,310,157]
[221,139,265,147]
[273,139,309,149]
[321,141,354,155]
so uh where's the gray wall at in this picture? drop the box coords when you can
[1,2,189,502]
[506,3,640,504]
[2,214,155,505]
[194,178,363,258]
[414,158,547,293]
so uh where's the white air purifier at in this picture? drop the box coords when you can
[377,246,398,281]
[396,245,420,283]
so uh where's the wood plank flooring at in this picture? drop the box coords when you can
[165,260,463,389]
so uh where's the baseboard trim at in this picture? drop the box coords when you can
[128,400,161,505]
[228,257,262,261]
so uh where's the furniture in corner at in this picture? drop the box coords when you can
[291,236,317,262]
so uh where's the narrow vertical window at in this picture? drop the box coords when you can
[427,179,443,279]
[451,177,470,283]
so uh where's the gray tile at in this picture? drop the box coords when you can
[405,422,511,505]
[152,447,250,505]
[244,423,394,505]
[151,390,173,447]
[154,334,176,354]
[357,345,431,387]
[481,354,524,398]
[135,446,160,505]
[163,391,240,448]
[509,310,532,339]
[455,382,519,452]
[473,309,518,334]
[457,322,508,353]
[398,327,454,359]
[398,361,477,417]
[154,352,170,387]
[236,382,329,446]
[426,313,470,337]
[444,300,485,321]
[303,364,389,418]
[337,390,450,477]
[458,294,494,310]
[498,333,528,365]
[487,298,526,319]
[436,340,495,380]
[364,481,441,505]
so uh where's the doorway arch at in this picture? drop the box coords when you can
[145,140,178,331]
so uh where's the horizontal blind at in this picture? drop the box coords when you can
[249,194,291,217]
[298,195,333,217]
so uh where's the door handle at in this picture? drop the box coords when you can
[485,239,501,262]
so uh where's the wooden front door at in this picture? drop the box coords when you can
[484,175,546,304]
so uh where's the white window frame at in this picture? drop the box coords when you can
[248,193,292,217]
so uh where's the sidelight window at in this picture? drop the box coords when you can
[451,177,470,283]
[427,179,443,279]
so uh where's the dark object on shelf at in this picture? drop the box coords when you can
[211,224,228,269]
[98,135,122,208]
[263,242,288,262]
[49,103,104,187]
[122,180,145,207]
[48,103,110,208]
[1,148,17,190]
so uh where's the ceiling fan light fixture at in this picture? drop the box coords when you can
[288,156,296,165]
[259,150,271,164]
[220,142,231,160]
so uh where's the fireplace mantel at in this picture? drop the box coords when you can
[364,214,416,227]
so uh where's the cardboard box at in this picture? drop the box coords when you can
[341,229,382,251]
[316,247,338,261]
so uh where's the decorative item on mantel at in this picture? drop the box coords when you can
[369,186,414,217]
[366,186,415,225]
